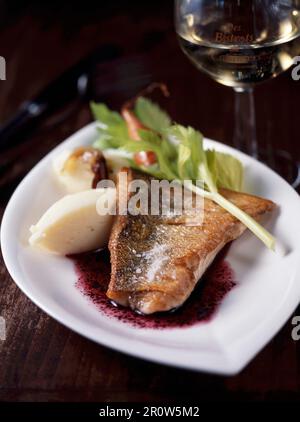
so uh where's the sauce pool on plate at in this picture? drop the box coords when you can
[68,247,236,329]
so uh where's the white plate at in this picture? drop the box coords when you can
[1,122,300,375]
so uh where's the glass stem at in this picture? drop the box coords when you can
[233,87,258,158]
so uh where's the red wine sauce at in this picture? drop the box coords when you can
[69,247,236,329]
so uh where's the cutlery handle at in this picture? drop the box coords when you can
[0,44,122,152]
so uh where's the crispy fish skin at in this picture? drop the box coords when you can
[107,170,275,314]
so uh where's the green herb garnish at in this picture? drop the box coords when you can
[91,99,275,250]
[134,97,171,132]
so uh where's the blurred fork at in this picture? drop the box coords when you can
[0,46,153,153]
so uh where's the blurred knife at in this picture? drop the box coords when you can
[0,44,122,152]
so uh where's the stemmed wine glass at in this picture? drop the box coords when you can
[175,0,300,187]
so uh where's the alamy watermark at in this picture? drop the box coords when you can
[0,56,6,80]
[0,317,6,340]
[95,171,205,225]
[291,316,300,341]
[291,56,300,80]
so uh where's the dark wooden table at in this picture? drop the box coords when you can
[1,1,300,402]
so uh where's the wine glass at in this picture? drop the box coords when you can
[175,0,300,187]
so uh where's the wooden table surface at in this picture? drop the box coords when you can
[1,1,300,402]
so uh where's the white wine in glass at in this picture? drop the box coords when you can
[175,0,300,186]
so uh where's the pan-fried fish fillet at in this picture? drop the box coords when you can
[107,169,275,314]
